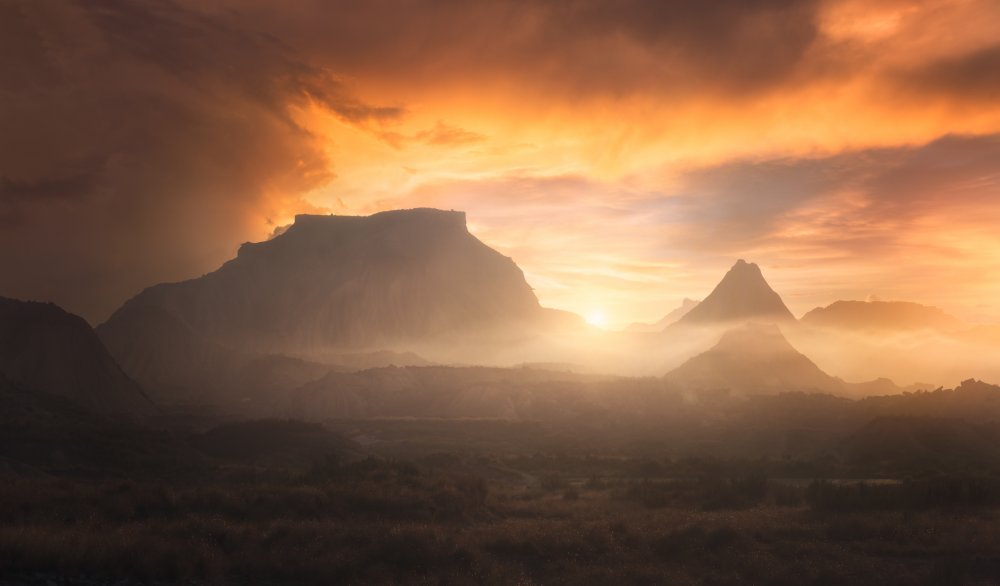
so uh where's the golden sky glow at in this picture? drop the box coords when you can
[3,0,1000,325]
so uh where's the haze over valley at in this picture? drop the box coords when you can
[4,1,1000,583]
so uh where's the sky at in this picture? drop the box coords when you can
[2,0,1000,327]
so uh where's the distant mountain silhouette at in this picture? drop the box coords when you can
[0,297,151,415]
[665,322,842,395]
[98,209,580,401]
[801,300,963,332]
[662,322,914,398]
[103,209,569,349]
[625,298,699,332]
[676,260,794,326]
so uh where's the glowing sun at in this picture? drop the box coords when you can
[585,311,607,328]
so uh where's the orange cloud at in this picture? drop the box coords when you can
[4,0,1000,327]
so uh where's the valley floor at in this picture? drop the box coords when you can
[3,457,1000,585]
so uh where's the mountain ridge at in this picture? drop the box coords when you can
[665,322,843,395]
[664,322,915,398]
[0,296,152,416]
[801,299,964,332]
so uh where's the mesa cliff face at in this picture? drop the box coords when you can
[98,209,580,399]
[103,209,550,352]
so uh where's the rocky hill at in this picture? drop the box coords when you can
[0,297,151,415]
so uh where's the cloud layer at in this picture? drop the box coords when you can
[1,0,396,319]
[2,0,1000,325]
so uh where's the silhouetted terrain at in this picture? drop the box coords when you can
[0,297,151,416]
[5,0,1000,575]
[801,299,964,332]
[665,322,843,395]
[7,216,1000,584]
[101,209,577,350]
[7,377,1000,584]
[665,323,920,399]
[7,326,1000,584]
[97,209,582,402]
[0,373,185,475]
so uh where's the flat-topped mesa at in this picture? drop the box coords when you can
[239,208,469,258]
[801,300,963,332]
[293,208,467,229]
[99,208,552,373]
[677,259,795,326]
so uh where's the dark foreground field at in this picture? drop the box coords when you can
[4,451,1000,585]
[8,378,1000,585]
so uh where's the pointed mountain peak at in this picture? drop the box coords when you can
[677,259,794,325]
[727,258,764,279]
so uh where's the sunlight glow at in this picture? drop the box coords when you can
[586,311,607,328]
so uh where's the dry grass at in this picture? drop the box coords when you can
[4,458,1000,585]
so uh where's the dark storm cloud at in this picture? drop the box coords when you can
[668,134,1000,255]
[862,134,1000,215]
[201,0,822,97]
[666,157,853,248]
[4,0,998,325]
[897,44,1000,102]
[1,174,98,203]
[0,0,398,321]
